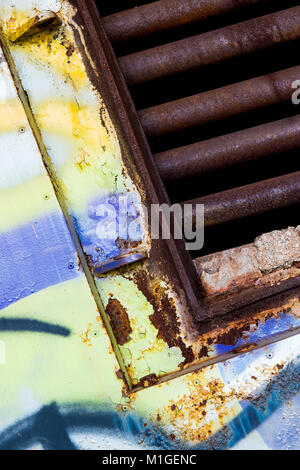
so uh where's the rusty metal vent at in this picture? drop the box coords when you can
[99,0,300,256]
[71,0,300,328]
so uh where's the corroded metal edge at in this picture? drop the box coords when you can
[129,282,300,393]
[131,326,300,393]
[195,227,300,318]
[67,0,208,328]
[39,0,300,391]
[66,1,300,338]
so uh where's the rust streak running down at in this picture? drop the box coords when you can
[183,171,300,228]
[119,6,300,85]
[102,0,266,43]
[155,115,300,181]
[139,66,300,137]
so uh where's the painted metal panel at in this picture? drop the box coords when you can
[0,0,299,450]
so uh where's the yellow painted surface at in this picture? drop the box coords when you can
[8,16,137,212]
[0,175,59,231]
[0,0,183,386]
[0,278,125,429]
[0,1,292,451]
[97,276,184,385]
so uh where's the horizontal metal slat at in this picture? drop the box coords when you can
[155,114,300,180]
[119,6,300,85]
[102,0,267,42]
[183,171,300,227]
[139,65,300,136]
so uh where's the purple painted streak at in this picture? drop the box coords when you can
[0,212,80,310]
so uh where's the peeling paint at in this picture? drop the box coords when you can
[0,0,299,451]
[97,275,185,385]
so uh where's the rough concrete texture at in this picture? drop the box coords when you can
[254,227,300,273]
[195,245,261,297]
[195,227,300,297]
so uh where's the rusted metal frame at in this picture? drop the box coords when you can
[139,65,300,137]
[132,322,300,393]
[102,0,267,43]
[68,1,300,343]
[193,226,300,318]
[119,6,300,85]
[184,171,300,227]
[202,268,300,319]
[68,0,210,324]
[131,280,300,391]
[155,114,300,181]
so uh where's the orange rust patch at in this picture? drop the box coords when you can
[152,357,289,444]
[106,298,132,346]
[201,288,300,347]
[152,375,235,443]
[140,373,158,388]
[133,269,194,366]
[80,324,92,347]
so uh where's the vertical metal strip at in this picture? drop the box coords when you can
[0,28,133,390]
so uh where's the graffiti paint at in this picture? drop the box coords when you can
[0,0,299,451]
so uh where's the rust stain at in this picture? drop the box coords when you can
[133,269,195,366]
[115,369,132,398]
[215,327,250,347]
[80,323,92,347]
[198,345,209,359]
[106,298,132,346]
[140,373,158,388]
[152,374,234,443]
[202,288,300,348]
[151,357,291,444]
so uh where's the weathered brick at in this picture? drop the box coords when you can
[194,245,261,297]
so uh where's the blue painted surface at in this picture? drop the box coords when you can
[215,312,300,357]
[0,213,80,311]
[0,356,298,450]
[73,193,144,265]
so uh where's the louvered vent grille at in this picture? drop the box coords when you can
[98,0,300,258]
